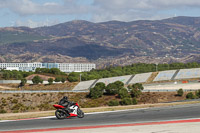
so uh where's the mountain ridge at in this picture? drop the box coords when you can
[1,16,200,68]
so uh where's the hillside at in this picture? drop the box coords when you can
[1,16,200,67]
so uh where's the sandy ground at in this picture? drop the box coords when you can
[0,85,16,90]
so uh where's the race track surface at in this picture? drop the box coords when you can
[1,103,200,131]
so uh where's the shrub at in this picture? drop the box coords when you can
[186,92,195,99]
[19,78,27,87]
[118,88,130,99]
[61,77,66,83]
[195,90,200,98]
[132,98,138,105]
[32,76,43,84]
[120,98,133,105]
[37,103,54,111]
[54,77,62,82]
[11,99,18,104]
[0,109,6,114]
[130,88,142,98]
[131,83,144,90]
[48,78,54,85]
[177,88,184,96]
[89,86,103,99]
[95,82,106,90]
[11,103,27,112]
[108,100,119,106]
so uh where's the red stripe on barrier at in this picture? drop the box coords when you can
[1,118,200,133]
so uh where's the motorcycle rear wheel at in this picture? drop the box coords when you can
[77,108,84,118]
[55,109,66,119]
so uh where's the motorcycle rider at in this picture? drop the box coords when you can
[59,96,72,113]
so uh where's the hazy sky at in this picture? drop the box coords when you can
[1,0,200,28]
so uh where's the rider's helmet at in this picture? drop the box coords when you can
[63,96,68,101]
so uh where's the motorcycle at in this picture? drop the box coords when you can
[53,102,84,119]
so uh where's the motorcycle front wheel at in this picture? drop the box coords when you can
[77,108,84,118]
[55,109,66,119]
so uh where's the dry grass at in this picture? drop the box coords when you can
[0,82,78,91]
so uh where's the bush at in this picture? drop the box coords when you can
[108,100,119,106]
[0,109,6,114]
[118,88,130,99]
[67,72,79,82]
[186,92,195,99]
[11,99,18,104]
[89,86,103,99]
[32,76,43,84]
[177,88,184,96]
[120,98,133,105]
[54,77,62,82]
[48,78,53,85]
[132,98,138,105]
[130,88,142,98]
[37,103,54,111]
[11,103,28,112]
[195,90,200,98]
[131,83,144,90]
[19,78,27,87]
[61,77,66,83]
[95,82,106,90]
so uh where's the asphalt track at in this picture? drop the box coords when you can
[1,103,200,132]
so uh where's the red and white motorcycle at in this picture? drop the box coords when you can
[53,102,84,119]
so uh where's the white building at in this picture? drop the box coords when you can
[0,63,96,73]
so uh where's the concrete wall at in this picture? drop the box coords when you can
[96,75,132,86]
[174,68,200,80]
[153,70,176,81]
[129,72,152,84]
[73,80,96,90]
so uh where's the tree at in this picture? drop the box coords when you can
[19,78,27,88]
[186,92,195,99]
[32,76,43,84]
[177,88,184,96]
[131,83,144,90]
[195,90,200,98]
[130,88,142,98]
[89,86,103,99]
[105,81,124,95]
[95,82,106,90]
[61,77,66,83]
[54,77,61,82]
[128,83,143,98]
[3,71,11,80]
[118,88,130,99]
[105,83,118,95]
[48,78,53,85]
[67,72,79,82]
[49,68,61,75]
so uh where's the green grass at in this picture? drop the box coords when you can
[0,31,49,45]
